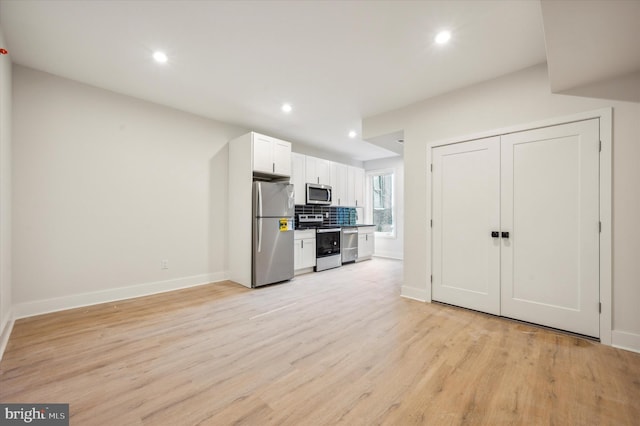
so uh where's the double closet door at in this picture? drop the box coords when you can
[431,119,600,338]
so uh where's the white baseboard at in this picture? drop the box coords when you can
[611,330,640,354]
[400,285,429,302]
[373,252,403,260]
[0,309,14,362]
[13,271,229,320]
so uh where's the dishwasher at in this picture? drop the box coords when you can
[341,227,358,264]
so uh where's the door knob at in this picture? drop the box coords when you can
[491,231,499,238]
[502,232,510,238]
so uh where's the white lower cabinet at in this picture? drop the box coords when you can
[294,230,316,274]
[357,226,375,261]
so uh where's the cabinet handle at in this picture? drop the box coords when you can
[502,231,510,239]
[272,163,275,173]
[491,231,499,238]
[301,240,304,249]
[317,177,320,184]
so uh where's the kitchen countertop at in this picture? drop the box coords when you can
[295,224,376,230]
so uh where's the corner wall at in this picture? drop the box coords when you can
[363,63,640,352]
[12,66,245,317]
[0,26,12,356]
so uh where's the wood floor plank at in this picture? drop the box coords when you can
[1,258,639,425]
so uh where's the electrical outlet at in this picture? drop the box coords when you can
[161,260,169,269]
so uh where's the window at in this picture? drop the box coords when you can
[369,170,395,237]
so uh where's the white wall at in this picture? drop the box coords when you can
[0,26,12,352]
[363,63,640,352]
[12,66,244,317]
[363,156,404,260]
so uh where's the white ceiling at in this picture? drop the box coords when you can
[541,0,640,101]
[0,0,548,161]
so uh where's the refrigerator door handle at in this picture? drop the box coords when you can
[258,182,263,218]
[257,182,263,253]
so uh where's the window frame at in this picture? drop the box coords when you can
[365,168,396,239]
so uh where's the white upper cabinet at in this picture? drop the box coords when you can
[288,151,365,208]
[305,156,331,185]
[273,139,292,176]
[330,162,348,206]
[252,134,273,174]
[353,166,365,208]
[345,166,365,207]
[291,152,306,205]
[252,133,291,177]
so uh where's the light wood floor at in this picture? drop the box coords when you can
[1,258,639,425]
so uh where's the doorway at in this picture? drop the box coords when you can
[431,119,601,337]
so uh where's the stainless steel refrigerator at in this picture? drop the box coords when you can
[252,181,295,287]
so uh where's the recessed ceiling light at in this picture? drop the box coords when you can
[153,51,168,63]
[281,103,292,113]
[435,30,451,45]
[348,130,357,138]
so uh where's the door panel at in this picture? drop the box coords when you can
[253,182,294,218]
[432,137,501,315]
[253,217,294,287]
[253,134,273,174]
[273,140,291,176]
[501,119,600,337]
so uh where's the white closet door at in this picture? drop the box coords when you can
[500,119,600,337]
[432,137,501,315]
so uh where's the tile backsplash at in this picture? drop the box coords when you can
[294,205,357,228]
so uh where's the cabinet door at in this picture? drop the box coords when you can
[253,134,273,174]
[330,163,347,206]
[273,139,291,176]
[358,234,367,258]
[346,166,365,207]
[305,156,319,184]
[291,153,306,205]
[317,160,331,185]
[366,232,374,256]
[359,230,374,258]
[301,238,316,268]
[294,239,303,270]
[353,167,364,207]
[306,156,331,185]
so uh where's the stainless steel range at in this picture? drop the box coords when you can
[297,214,342,272]
[315,227,341,271]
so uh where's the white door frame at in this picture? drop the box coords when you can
[424,108,612,345]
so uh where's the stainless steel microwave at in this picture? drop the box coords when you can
[306,183,332,205]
